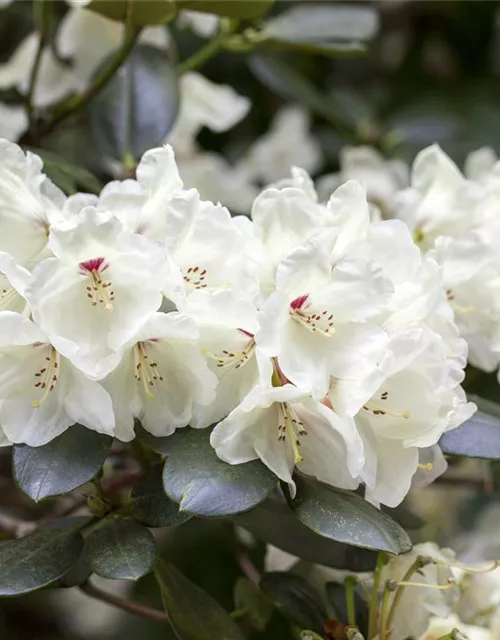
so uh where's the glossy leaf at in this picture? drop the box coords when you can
[260,572,326,634]
[156,560,245,640]
[232,498,378,572]
[265,5,378,44]
[439,410,500,459]
[89,44,179,164]
[234,577,273,631]
[25,147,103,195]
[85,517,156,581]
[0,529,83,596]
[287,475,412,555]
[176,0,273,19]
[130,463,192,528]
[13,425,112,502]
[162,428,277,517]
[87,0,176,26]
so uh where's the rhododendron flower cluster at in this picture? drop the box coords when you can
[0,138,474,507]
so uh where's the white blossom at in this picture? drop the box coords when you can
[26,207,169,379]
[101,312,216,441]
[0,312,114,446]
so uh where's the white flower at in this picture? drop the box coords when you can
[316,145,409,215]
[250,182,332,295]
[101,312,216,442]
[256,223,393,399]
[168,72,250,156]
[0,251,31,313]
[26,207,168,378]
[98,145,183,242]
[0,312,114,446]
[0,103,28,142]
[381,542,458,640]
[181,289,260,428]
[178,10,219,38]
[210,356,364,495]
[243,106,322,184]
[165,188,259,301]
[176,151,258,214]
[0,140,66,264]
[419,615,493,640]
[458,567,500,627]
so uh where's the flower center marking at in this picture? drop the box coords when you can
[363,390,410,419]
[446,289,474,314]
[134,341,163,398]
[289,294,336,336]
[32,345,60,407]
[277,402,307,464]
[183,265,208,289]
[203,329,255,372]
[79,257,115,311]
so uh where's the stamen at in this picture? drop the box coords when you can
[363,389,410,419]
[396,578,455,590]
[183,265,208,289]
[277,402,307,464]
[133,341,163,398]
[289,294,336,337]
[203,330,255,373]
[418,463,434,471]
[79,257,115,311]
[32,346,60,407]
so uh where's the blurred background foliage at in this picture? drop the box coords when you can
[2,1,500,638]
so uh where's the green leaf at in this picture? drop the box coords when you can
[265,4,378,44]
[156,560,245,640]
[87,0,176,26]
[439,410,500,459]
[84,517,157,580]
[0,529,83,597]
[259,572,326,634]
[24,147,103,195]
[176,0,273,19]
[13,425,113,502]
[89,44,179,164]
[287,475,412,555]
[234,577,273,631]
[130,464,192,528]
[162,428,277,517]
[232,498,378,571]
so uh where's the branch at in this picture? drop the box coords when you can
[39,26,140,138]
[80,580,170,624]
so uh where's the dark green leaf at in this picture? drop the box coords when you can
[176,0,273,19]
[265,5,378,44]
[260,572,326,634]
[232,498,377,572]
[156,560,245,640]
[87,0,176,26]
[24,147,103,195]
[130,464,192,528]
[89,44,179,164]
[234,577,273,631]
[439,410,500,459]
[287,475,412,555]
[0,529,83,596]
[162,428,277,517]
[13,425,112,502]
[85,517,156,580]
